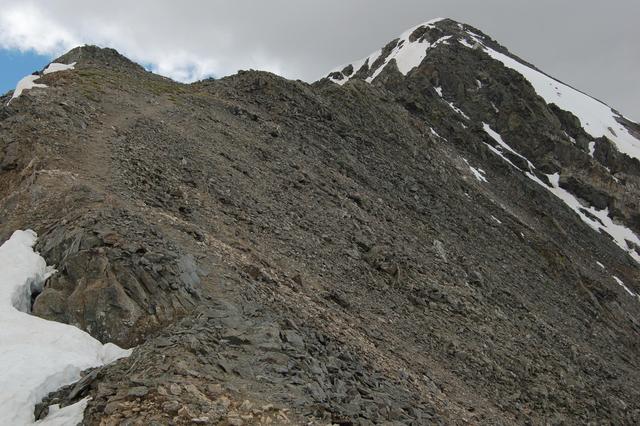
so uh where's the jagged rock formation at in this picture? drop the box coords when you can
[1,18,639,425]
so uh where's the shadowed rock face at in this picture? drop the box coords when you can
[1,19,640,425]
[32,208,202,345]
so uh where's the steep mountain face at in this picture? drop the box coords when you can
[0,18,639,425]
[328,18,640,258]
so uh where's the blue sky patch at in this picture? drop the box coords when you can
[0,49,53,96]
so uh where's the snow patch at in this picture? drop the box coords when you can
[328,49,382,86]
[463,158,487,182]
[563,132,576,144]
[596,261,605,269]
[42,62,76,75]
[483,142,520,170]
[613,276,637,298]
[434,87,470,119]
[445,101,470,120]
[588,141,596,157]
[0,230,130,425]
[8,62,76,105]
[429,127,444,140]
[483,123,535,171]
[328,18,447,84]
[9,75,47,103]
[35,398,89,426]
[458,38,475,49]
[491,215,502,224]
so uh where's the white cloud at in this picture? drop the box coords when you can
[0,3,79,55]
[0,0,286,82]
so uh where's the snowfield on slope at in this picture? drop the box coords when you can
[464,35,640,162]
[8,62,76,105]
[0,230,130,425]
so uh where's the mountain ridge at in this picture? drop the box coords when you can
[1,17,639,425]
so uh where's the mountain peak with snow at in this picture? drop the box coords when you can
[327,18,477,84]
[323,17,640,263]
[326,18,640,159]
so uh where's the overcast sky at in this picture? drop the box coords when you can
[0,0,638,120]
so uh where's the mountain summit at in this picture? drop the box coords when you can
[1,18,639,425]
[326,17,640,263]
